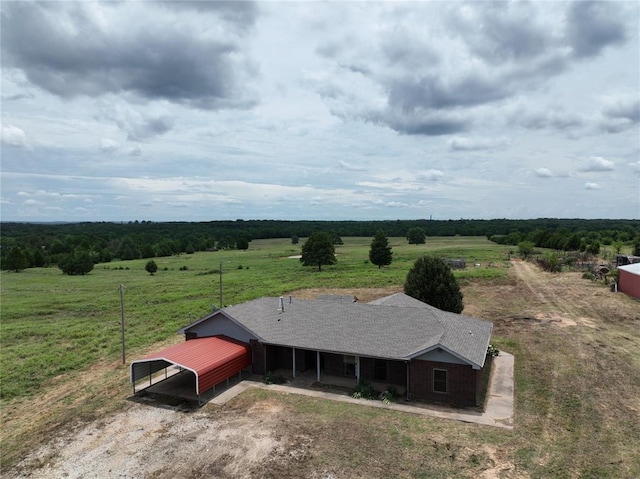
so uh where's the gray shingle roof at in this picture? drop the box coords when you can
[214,293,492,369]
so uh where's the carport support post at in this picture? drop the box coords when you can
[355,356,360,382]
[316,351,320,382]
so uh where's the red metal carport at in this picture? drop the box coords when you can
[130,336,252,399]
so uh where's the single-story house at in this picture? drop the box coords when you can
[618,263,640,299]
[131,293,493,407]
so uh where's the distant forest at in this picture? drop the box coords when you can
[1,218,639,269]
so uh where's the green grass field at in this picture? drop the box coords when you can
[0,236,511,401]
[2,235,640,478]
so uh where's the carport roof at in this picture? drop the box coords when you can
[131,336,250,395]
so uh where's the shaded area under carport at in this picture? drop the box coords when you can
[130,336,252,405]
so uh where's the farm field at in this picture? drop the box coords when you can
[2,236,639,478]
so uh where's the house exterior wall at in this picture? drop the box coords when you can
[619,269,640,299]
[250,340,265,375]
[415,349,467,365]
[359,357,406,386]
[409,359,479,407]
[186,315,257,343]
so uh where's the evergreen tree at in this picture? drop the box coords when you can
[369,230,393,269]
[300,231,336,271]
[404,256,464,313]
[291,234,299,245]
[4,246,28,272]
[140,244,156,259]
[145,260,158,275]
[58,250,94,275]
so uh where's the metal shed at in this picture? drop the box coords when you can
[618,263,640,299]
[130,335,252,399]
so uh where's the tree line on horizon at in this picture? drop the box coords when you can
[1,218,638,273]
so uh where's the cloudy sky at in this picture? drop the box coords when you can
[1,1,639,222]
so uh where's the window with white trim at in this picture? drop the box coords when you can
[433,368,448,393]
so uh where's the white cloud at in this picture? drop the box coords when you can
[580,156,615,172]
[585,182,602,190]
[448,137,509,151]
[1,124,28,147]
[535,168,553,178]
[100,138,119,153]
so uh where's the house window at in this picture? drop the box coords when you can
[374,359,387,381]
[433,368,448,393]
[343,355,356,376]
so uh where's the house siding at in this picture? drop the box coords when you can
[250,340,265,375]
[410,359,478,407]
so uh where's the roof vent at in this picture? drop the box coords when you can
[278,296,285,313]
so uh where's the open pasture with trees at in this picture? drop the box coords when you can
[2,235,640,478]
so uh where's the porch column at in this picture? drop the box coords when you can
[355,356,360,382]
[316,350,321,382]
[292,347,296,379]
[406,361,410,401]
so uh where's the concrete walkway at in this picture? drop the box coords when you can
[210,352,514,429]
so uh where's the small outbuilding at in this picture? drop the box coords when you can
[618,263,640,299]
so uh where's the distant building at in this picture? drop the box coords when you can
[616,255,640,267]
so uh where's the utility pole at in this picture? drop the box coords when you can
[120,283,126,365]
[219,261,223,308]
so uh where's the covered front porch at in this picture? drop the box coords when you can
[260,345,408,398]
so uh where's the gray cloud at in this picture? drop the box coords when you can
[566,1,627,58]
[449,2,552,64]
[1,2,259,110]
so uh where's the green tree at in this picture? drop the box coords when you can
[406,227,426,244]
[145,260,158,275]
[633,237,640,256]
[517,241,536,259]
[611,240,624,255]
[404,256,464,313]
[140,244,156,259]
[58,250,94,275]
[117,237,140,260]
[369,230,393,269]
[4,246,28,272]
[217,236,236,250]
[291,234,299,245]
[300,231,337,271]
[31,248,47,267]
[236,237,249,250]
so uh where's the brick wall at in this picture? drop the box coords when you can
[410,359,479,407]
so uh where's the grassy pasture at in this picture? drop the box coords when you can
[1,235,640,477]
[0,236,510,401]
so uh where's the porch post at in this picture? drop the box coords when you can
[316,350,321,382]
[406,361,410,401]
[292,347,296,379]
[355,356,360,382]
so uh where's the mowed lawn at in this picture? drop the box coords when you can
[2,236,639,478]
